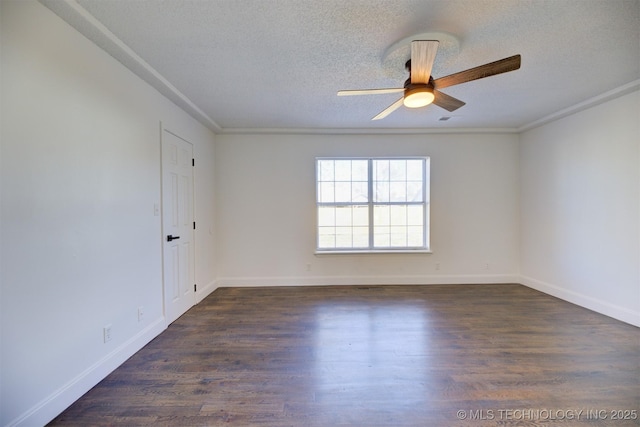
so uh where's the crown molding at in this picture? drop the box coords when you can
[219,127,519,135]
[39,1,638,137]
[518,79,640,133]
[39,0,222,133]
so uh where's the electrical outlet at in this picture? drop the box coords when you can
[103,325,112,343]
[435,262,440,271]
[138,306,144,322]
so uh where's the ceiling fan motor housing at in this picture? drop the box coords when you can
[403,75,435,108]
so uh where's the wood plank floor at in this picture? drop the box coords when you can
[49,284,639,426]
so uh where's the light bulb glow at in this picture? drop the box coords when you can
[403,88,435,108]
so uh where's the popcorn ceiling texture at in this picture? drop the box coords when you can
[45,0,640,130]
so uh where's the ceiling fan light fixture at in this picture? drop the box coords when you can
[403,86,435,108]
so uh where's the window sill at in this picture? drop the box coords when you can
[315,250,432,255]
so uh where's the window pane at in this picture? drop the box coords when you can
[318,182,334,203]
[352,160,368,181]
[374,205,390,226]
[335,227,352,247]
[408,226,424,246]
[353,227,369,247]
[352,181,368,203]
[407,181,423,202]
[390,205,407,226]
[318,206,335,226]
[406,159,423,181]
[374,226,390,247]
[390,182,406,202]
[335,206,352,226]
[318,160,334,181]
[407,205,423,225]
[374,160,389,181]
[318,226,335,248]
[374,182,389,202]
[390,226,408,247]
[389,160,406,181]
[352,206,369,226]
[335,182,351,202]
[334,160,351,181]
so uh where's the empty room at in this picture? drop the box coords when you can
[1,0,638,426]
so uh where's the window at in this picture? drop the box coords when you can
[316,157,430,252]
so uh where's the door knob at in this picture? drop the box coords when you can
[167,235,181,242]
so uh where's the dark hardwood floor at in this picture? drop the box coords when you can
[49,284,639,426]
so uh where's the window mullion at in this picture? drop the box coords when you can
[368,158,374,249]
[423,158,428,249]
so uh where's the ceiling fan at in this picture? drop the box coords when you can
[338,40,521,120]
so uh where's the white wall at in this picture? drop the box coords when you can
[0,2,216,426]
[520,90,640,326]
[1,1,636,425]
[216,132,520,286]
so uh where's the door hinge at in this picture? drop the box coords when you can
[193,221,196,230]
[194,284,197,292]
[192,158,195,167]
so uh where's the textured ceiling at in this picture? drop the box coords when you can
[42,0,639,132]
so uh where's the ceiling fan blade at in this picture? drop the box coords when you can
[337,88,403,96]
[372,98,404,120]
[411,40,439,84]
[433,54,521,90]
[433,90,465,112]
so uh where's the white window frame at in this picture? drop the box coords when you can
[315,157,431,254]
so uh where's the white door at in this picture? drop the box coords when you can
[161,130,195,324]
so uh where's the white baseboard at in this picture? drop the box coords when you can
[213,275,640,328]
[13,275,635,427]
[215,274,520,288]
[520,275,640,327]
[8,317,167,427]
